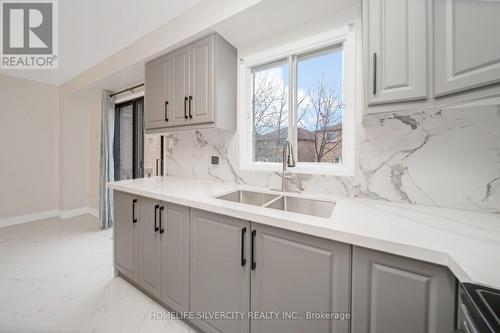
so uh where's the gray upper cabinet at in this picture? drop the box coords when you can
[144,56,169,129]
[365,0,427,104]
[190,209,250,333]
[113,191,139,282]
[137,198,162,299]
[161,202,190,313]
[145,33,236,132]
[171,46,190,127]
[351,246,456,333]
[189,36,214,125]
[250,224,351,333]
[434,0,500,96]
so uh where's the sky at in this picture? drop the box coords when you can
[298,48,343,95]
[254,47,343,132]
[298,48,343,130]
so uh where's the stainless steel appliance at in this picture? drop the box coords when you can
[458,283,500,333]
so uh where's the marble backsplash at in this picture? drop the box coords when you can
[163,103,500,213]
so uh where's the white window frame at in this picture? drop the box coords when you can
[239,24,357,176]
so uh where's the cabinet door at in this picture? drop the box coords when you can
[351,246,455,333]
[137,198,162,298]
[171,47,190,127]
[434,0,500,96]
[190,209,250,333]
[251,224,351,333]
[366,0,427,104]
[145,57,169,129]
[189,35,214,124]
[113,191,139,281]
[161,203,190,313]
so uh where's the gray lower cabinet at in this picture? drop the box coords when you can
[138,198,190,310]
[137,198,162,299]
[190,209,250,333]
[114,192,190,313]
[113,191,139,282]
[351,246,456,333]
[250,224,351,333]
[161,202,190,313]
[114,192,458,333]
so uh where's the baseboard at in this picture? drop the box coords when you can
[0,209,60,228]
[0,207,100,228]
[59,207,100,219]
[87,207,99,218]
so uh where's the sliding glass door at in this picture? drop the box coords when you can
[114,98,144,180]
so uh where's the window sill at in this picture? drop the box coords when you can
[240,162,354,177]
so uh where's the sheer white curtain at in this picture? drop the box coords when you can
[99,91,115,229]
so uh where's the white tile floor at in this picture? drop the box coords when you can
[0,215,197,333]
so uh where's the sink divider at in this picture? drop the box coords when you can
[262,195,284,208]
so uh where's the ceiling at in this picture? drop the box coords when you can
[0,0,202,85]
[1,0,359,93]
[214,0,359,50]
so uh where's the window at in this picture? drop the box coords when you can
[241,26,356,176]
[296,47,343,163]
[252,47,343,164]
[253,60,289,163]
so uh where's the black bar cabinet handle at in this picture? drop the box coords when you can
[251,230,256,270]
[184,96,188,119]
[164,101,169,122]
[154,205,159,232]
[159,206,165,234]
[132,199,137,223]
[188,96,193,118]
[241,227,247,267]
[373,52,377,95]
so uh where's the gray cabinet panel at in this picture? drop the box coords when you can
[434,0,500,96]
[161,202,190,313]
[145,56,168,129]
[351,246,455,333]
[138,198,162,298]
[365,0,427,105]
[189,35,214,125]
[251,224,350,333]
[171,47,190,127]
[190,209,250,333]
[113,191,138,282]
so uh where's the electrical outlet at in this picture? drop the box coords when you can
[211,155,220,165]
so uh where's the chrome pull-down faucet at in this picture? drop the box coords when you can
[281,140,296,192]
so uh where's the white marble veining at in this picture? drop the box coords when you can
[0,215,196,333]
[162,101,500,213]
[108,176,500,289]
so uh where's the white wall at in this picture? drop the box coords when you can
[88,95,101,211]
[59,94,101,212]
[0,74,60,219]
[159,4,500,214]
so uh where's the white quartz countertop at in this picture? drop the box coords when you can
[108,176,500,289]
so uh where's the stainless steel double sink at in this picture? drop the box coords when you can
[216,190,335,218]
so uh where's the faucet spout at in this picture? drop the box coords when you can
[281,140,296,191]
